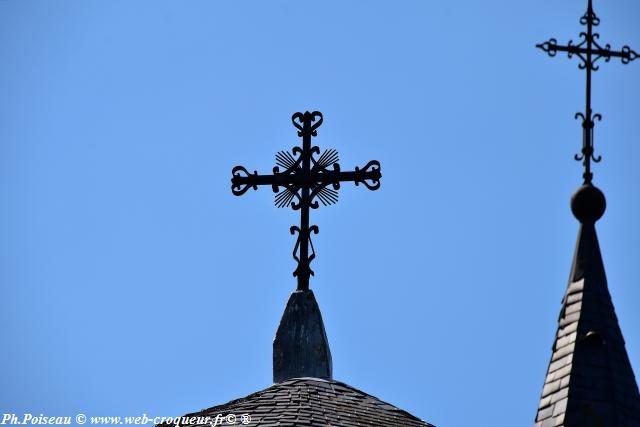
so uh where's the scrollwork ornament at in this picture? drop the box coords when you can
[354,160,382,190]
[621,46,639,64]
[231,166,259,196]
[538,38,558,57]
[580,8,600,26]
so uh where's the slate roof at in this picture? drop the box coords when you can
[175,377,434,427]
[535,199,640,427]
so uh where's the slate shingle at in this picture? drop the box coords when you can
[170,378,434,427]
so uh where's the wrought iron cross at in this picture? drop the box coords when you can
[231,111,381,291]
[537,0,638,184]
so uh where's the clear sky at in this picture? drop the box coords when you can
[1,1,639,426]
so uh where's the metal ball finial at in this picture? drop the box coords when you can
[571,184,606,223]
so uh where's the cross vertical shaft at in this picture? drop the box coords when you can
[297,117,312,291]
[583,0,595,183]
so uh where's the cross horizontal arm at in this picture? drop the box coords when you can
[231,168,281,188]
[231,162,381,195]
[537,39,639,67]
[538,42,636,60]
[333,169,382,185]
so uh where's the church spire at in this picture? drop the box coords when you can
[535,1,640,425]
[534,185,640,426]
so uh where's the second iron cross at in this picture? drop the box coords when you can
[231,111,381,291]
[537,0,638,184]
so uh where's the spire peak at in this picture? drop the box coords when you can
[273,289,332,383]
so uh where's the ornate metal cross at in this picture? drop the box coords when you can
[231,111,381,291]
[537,0,638,184]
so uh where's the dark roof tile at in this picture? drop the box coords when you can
[164,378,434,427]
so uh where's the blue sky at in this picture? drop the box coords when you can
[1,1,639,426]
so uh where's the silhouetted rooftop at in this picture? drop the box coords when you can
[179,377,434,427]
